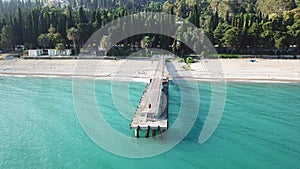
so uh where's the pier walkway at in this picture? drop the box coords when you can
[130,56,169,137]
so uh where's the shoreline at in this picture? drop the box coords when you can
[1,72,299,83]
[0,58,299,83]
[0,73,151,83]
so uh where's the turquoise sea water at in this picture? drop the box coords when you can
[0,76,299,169]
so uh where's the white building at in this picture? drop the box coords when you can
[53,49,72,56]
[27,49,72,57]
[28,49,43,56]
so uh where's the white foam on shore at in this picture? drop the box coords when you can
[0,73,150,83]
[1,73,299,83]
[169,77,299,83]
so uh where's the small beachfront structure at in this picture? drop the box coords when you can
[27,49,72,57]
[28,49,43,56]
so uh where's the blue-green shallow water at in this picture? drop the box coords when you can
[0,76,299,168]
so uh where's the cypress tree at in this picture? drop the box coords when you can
[0,0,3,13]
[17,8,24,44]
[78,6,87,23]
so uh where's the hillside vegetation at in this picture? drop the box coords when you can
[0,0,299,55]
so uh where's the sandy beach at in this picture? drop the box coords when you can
[190,59,300,82]
[0,59,159,82]
[0,58,299,82]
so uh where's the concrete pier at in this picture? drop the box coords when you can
[130,57,169,137]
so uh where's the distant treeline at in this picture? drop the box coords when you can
[0,0,299,56]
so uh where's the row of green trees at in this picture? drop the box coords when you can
[0,0,166,19]
[212,9,300,54]
[0,6,128,53]
[0,0,299,55]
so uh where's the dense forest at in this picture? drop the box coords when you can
[0,0,299,56]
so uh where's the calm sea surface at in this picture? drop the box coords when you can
[0,76,299,168]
